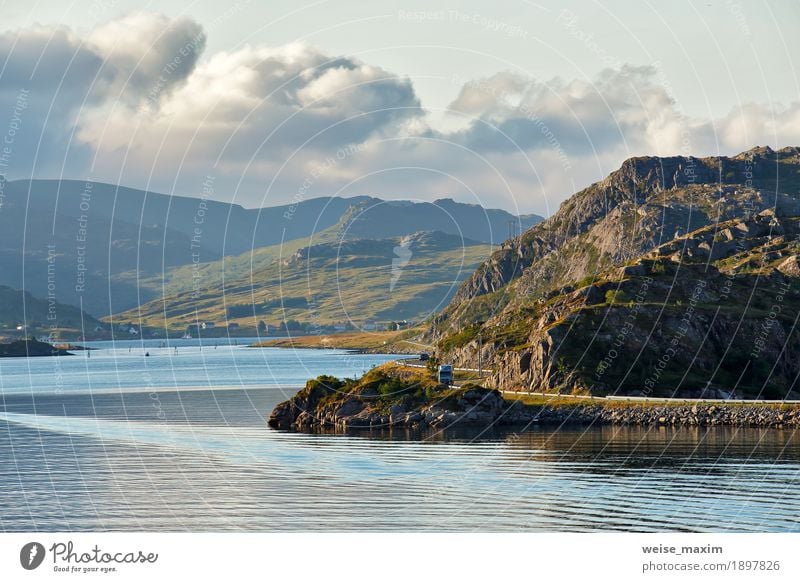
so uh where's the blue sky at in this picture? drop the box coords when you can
[1,0,798,214]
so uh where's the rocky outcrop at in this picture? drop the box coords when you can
[432,146,800,337]
[269,377,507,431]
[268,373,800,431]
[432,147,800,400]
[488,213,800,397]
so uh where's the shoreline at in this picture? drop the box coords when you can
[251,329,428,355]
[272,397,800,432]
[268,373,800,432]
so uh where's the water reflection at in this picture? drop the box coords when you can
[1,349,799,532]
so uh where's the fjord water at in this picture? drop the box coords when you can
[1,340,799,532]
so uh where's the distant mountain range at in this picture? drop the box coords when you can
[433,146,800,400]
[0,179,542,319]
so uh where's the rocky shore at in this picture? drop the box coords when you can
[268,372,800,432]
[269,384,508,431]
[0,338,73,357]
[508,402,800,429]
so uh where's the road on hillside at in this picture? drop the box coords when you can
[393,358,800,404]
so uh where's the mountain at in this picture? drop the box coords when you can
[115,230,493,332]
[0,179,542,317]
[334,198,542,241]
[433,146,800,399]
[0,285,102,339]
[0,179,371,317]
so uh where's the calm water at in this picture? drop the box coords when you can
[1,339,799,532]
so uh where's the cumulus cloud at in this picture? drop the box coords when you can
[74,34,424,205]
[88,12,205,105]
[434,66,800,212]
[446,66,690,156]
[1,12,799,215]
[0,24,107,175]
[0,13,204,176]
[714,101,800,150]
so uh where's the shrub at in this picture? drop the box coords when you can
[440,324,480,351]
[376,376,407,398]
[605,290,627,304]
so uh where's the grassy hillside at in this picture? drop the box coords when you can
[114,231,493,333]
[1,180,539,317]
[114,225,342,301]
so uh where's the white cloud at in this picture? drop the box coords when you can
[0,13,204,176]
[88,12,205,105]
[1,13,798,215]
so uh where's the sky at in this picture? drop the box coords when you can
[1,0,799,215]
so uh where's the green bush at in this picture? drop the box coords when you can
[376,376,406,398]
[440,324,481,351]
[574,275,598,290]
[605,290,627,304]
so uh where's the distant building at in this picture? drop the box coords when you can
[362,321,377,331]
[201,322,215,330]
[228,323,240,331]
[333,323,347,332]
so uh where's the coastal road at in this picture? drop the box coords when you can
[394,358,487,374]
[393,358,800,404]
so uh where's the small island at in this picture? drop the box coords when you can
[0,338,74,357]
[268,365,800,431]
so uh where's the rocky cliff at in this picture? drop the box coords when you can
[433,146,800,399]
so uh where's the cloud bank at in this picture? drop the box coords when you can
[1,13,798,215]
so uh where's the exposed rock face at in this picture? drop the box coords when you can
[433,147,800,399]
[463,215,800,398]
[436,147,800,333]
[269,378,507,431]
[269,374,800,431]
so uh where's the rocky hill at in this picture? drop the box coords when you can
[433,146,800,400]
[0,285,102,339]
